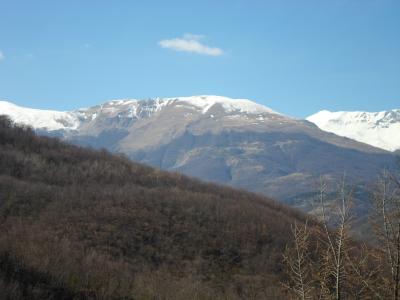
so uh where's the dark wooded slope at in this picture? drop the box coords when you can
[0,116,311,299]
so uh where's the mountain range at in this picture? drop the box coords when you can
[0,96,398,212]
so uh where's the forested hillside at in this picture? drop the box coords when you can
[0,116,313,299]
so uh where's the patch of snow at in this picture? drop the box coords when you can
[152,98,175,112]
[107,99,139,106]
[128,106,137,118]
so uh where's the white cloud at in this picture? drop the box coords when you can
[159,34,223,56]
[0,50,4,60]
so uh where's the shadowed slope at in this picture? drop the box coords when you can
[0,116,313,299]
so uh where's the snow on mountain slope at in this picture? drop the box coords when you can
[89,95,280,118]
[0,96,280,131]
[307,109,400,152]
[0,100,80,131]
[165,95,280,115]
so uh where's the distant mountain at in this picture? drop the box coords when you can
[0,116,309,298]
[307,109,400,152]
[0,96,278,131]
[0,97,396,212]
[0,100,80,131]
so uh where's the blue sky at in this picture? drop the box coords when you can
[0,0,399,117]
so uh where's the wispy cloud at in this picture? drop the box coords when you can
[0,50,4,61]
[159,34,223,56]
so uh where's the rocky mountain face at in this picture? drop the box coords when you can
[0,96,397,212]
[307,109,400,152]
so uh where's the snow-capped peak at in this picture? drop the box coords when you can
[0,100,80,131]
[80,95,280,118]
[165,95,280,115]
[0,96,281,132]
[307,109,400,152]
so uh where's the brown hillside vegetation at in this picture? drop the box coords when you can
[0,116,315,299]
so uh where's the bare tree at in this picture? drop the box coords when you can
[344,243,383,300]
[372,168,400,300]
[283,220,313,300]
[284,176,357,300]
[284,163,400,300]
[317,176,353,300]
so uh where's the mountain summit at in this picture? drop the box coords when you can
[0,96,280,132]
[307,109,400,152]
